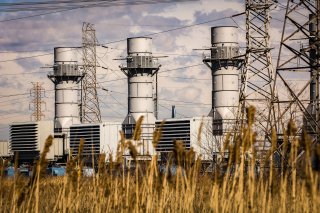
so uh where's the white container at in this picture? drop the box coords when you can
[69,122,122,161]
[155,117,218,161]
[10,121,59,160]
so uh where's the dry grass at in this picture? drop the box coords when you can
[0,109,319,212]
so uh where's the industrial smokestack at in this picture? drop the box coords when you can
[48,47,83,134]
[203,26,242,135]
[121,37,160,156]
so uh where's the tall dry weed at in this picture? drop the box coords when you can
[0,111,319,212]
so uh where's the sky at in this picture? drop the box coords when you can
[0,0,308,140]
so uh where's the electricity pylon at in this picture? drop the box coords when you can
[238,0,278,161]
[82,22,101,123]
[275,0,320,159]
[30,82,45,121]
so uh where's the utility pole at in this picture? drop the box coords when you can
[239,0,277,162]
[30,82,45,121]
[82,22,101,123]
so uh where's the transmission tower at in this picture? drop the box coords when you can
[30,82,45,121]
[238,0,277,160]
[82,22,101,123]
[275,1,320,149]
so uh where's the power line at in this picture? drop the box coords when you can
[0,70,46,77]
[0,52,54,63]
[0,47,82,63]
[159,98,211,106]
[158,64,204,73]
[0,48,52,53]
[99,97,124,117]
[100,13,244,46]
[158,75,210,81]
[0,92,30,99]
[0,13,244,64]
[0,85,80,99]
[0,0,195,22]
[0,111,29,118]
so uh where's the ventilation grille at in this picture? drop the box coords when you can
[70,125,100,156]
[10,123,38,152]
[211,46,239,60]
[155,120,191,152]
[127,56,156,69]
[10,123,40,161]
[53,64,79,76]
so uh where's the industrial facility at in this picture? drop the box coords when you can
[1,0,319,175]
[8,29,242,165]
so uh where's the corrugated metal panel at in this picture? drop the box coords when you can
[69,124,101,156]
[9,121,55,161]
[10,123,38,152]
[69,122,121,161]
[155,119,191,152]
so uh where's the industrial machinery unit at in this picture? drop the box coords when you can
[120,37,160,157]
[203,26,242,135]
[69,122,121,162]
[9,121,60,162]
[48,47,84,154]
[155,117,214,161]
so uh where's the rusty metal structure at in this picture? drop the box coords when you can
[30,82,45,121]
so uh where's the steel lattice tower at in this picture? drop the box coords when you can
[275,0,320,150]
[82,22,101,123]
[238,0,277,159]
[30,82,45,121]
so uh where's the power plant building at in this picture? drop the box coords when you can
[7,27,242,165]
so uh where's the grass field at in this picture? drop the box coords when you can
[0,109,319,212]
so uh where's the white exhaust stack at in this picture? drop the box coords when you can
[121,37,160,156]
[48,47,84,134]
[203,26,242,135]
